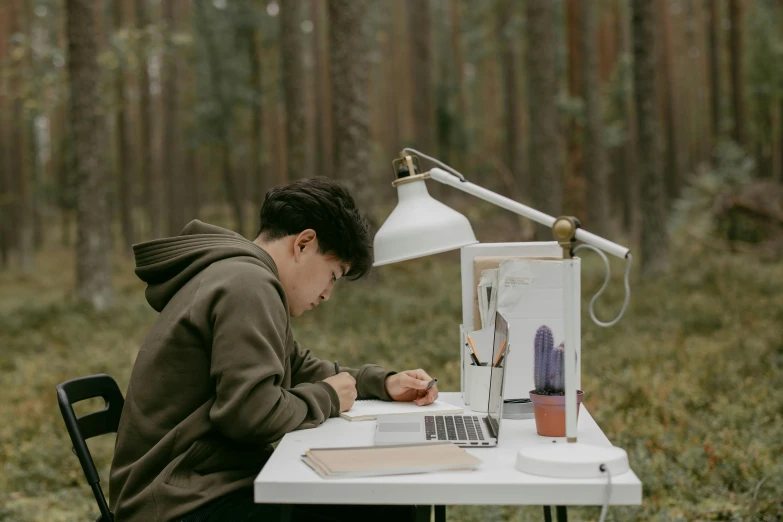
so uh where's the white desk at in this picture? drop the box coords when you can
[255,393,642,509]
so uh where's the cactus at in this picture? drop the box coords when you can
[533,326,565,394]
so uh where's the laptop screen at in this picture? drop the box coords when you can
[486,311,509,434]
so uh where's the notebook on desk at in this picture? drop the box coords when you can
[302,443,481,479]
[340,399,463,421]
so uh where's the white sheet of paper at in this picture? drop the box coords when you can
[339,400,464,421]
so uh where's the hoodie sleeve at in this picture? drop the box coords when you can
[196,261,338,444]
[290,340,397,401]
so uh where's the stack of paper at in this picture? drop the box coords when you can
[302,443,482,479]
[340,400,463,422]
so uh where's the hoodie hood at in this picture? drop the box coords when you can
[133,220,278,312]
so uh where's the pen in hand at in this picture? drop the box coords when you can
[334,360,340,375]
[424,378,438,392]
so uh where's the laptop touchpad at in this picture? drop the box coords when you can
[378,422,421,433]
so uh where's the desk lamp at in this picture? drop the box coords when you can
[373,149,632,480]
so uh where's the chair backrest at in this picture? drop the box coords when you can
[56,374,124,522]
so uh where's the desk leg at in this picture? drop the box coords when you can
[556,506,568,522]
[434,505,446,522]
[543,506,552,522]
[414,505,431,522]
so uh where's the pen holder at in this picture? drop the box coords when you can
[467,363,504,413]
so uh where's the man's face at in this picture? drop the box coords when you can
[286,234,347,317]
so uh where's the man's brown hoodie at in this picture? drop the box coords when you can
[109,220,395,521]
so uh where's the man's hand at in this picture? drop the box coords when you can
[323,372,357,413]
[385,369,438,406]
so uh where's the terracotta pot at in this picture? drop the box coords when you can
[528,390,585,437]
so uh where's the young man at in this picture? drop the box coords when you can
[109,178,439,522]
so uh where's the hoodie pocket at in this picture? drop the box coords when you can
[163,439,215,489]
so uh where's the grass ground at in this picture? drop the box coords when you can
[1,237,782,521]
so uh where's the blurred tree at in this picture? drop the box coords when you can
[406,0,436,159]
[112,0,135,252]
[280,0,306,180]
[65,0,114,309]
[163,0,184,237]
[328,0,373,215]
[136,0,159,238]
[194,0,243,234]
[525,0,563,237]
[497,0,522,182]
[582,0,611,236]
[657,0,680,202]
[312,0,332,179]
[7,0,34,272]
[729,0,745,146]
[448,0,467,167]
[244,1,265,206]
[708,0,722,142]
[632,0,669,276]
[0,2,9,267]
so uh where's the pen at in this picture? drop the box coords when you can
[334,360,340,375]
[424,378,438,392]
[466,336,481,365]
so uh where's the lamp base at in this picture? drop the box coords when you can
[515,443,629,479]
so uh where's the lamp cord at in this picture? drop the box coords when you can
[598,464,612,522]
[572,245,632,328]
[403,147,632,329]
[402,147,466,181]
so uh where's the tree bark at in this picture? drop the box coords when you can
[657,0,680,203]
[728,0,745,146]
[312,0,332,179]
[498,0,522,184]
[708,0,722,143]
[113,0,135,253]
[163,0,184,237]
[247,20,265,209]
[65,0,115,310]
[525,0,563,238]
[406,0,436,157]
[631,0,669,277]
[280,0,307,180]
[581,0,611,237]
[0,3,9,267]
[136,0,159,238]
[328,0,374,217]
[449,0,467,168]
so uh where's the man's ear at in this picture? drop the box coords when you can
[293,229,317,260]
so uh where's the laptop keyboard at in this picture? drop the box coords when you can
[425,415,485,441]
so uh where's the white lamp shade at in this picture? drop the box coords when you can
[373,178,478,266]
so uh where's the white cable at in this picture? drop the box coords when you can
[404,148,632,328]
[573,245,632,328]
[598,464,613,522]
[402,147,466,181]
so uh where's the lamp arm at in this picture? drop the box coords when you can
[429,167,630,260]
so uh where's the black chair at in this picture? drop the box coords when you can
[56,374,124,522]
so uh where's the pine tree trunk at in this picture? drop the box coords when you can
[163,0,184,237]
[280,0,307,180]
[581,0,611,237]
[328,0,374,218]
[247,23,264,208]
[728,0,745,146]
[631,0,669,277]
[657,0,679,203]
[407,0,435,157]
[65,0,115,310]
[708,0,722,143]
[113,0,135,253]
[312,0,332,180]
[449,0,467,168]
[136,0,159,238]
[498,0,521,181]
[525,0,563,238]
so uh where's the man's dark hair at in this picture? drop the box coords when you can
[256,177,373,280]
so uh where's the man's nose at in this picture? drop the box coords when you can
[320,286,332,302]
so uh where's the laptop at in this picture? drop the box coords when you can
[374,312,510,448]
